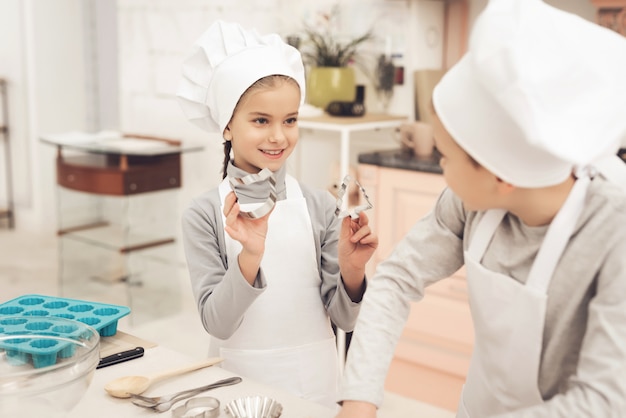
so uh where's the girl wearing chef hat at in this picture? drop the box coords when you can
[336,0,626,417]
[176,20,377,408]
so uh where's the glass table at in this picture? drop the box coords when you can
[40,131,204,324]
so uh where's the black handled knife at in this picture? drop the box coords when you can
[97,346,145,369]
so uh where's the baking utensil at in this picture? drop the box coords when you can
[0,294,130,341]
[171,396,220,418]
[229,168,277,219]
[104,357,224,398]
[225,395,283,418]
[137,375,242,413]
[97,346,144,369]
[130,376,242,408]
[334,175,373,219]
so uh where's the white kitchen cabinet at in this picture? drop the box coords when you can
[358,163,473,412]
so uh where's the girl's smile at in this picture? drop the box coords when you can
[260,149,285,157]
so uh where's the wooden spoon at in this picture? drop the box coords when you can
[104,357,224,398]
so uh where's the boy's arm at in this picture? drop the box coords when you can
[338,188,466,410]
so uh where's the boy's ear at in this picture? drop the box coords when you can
[495,177,516,195]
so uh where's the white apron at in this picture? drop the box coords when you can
[217,175,339,408]
[457,173,591,417]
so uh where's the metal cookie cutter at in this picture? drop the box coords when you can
[229,168,277,219]
[171,396,220,418]
[334,175,373,219]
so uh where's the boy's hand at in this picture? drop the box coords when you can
[335,401,377,418]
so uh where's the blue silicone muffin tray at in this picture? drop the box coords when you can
[0,294,130,368]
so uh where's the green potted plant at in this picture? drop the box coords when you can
[298,6,373,110]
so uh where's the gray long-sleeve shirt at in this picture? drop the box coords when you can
[340,177,626,417]
[181,165,362,350]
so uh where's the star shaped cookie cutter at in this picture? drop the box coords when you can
[334,175,373,219]
[229,168,277,219]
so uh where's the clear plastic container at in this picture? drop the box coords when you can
[0,316,100,418]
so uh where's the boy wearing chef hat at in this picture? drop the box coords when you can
[176,21,377,408]
[336,0,626,417]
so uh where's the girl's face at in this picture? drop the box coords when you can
[432,115,499,211]
[224,79,300,174]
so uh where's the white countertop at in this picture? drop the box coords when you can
[70,344,456,418]
[378,391,456,418]
[71,345,335,417]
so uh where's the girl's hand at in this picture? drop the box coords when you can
[223,191,270,283]
[338,211,378,300]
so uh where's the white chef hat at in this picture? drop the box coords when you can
[433,0,626,188]
[176,20,306,135]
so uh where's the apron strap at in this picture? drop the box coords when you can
[467,209,507,261]
[595,155,626,193]
[285,175,302,198]
[526,172,591,292]
[218,177,232,204]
